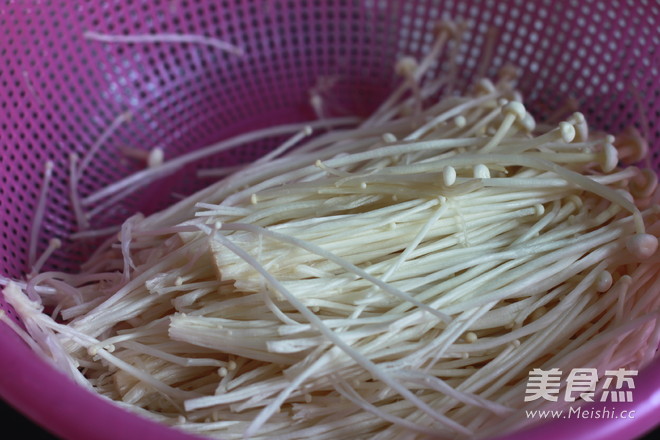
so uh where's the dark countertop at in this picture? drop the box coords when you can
[2,399,59,439]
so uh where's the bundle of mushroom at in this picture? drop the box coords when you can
[2,24,659,440]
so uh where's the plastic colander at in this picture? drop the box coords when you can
[0,1,659,439]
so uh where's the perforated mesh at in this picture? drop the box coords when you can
[0,0,659,436]
[1,0,658,279]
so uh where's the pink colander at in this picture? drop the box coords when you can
[0,1,659,439]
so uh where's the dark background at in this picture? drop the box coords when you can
[2,397,658,440]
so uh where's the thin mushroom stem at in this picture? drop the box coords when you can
[83,31,245,56]
[82,117,359,207]
[474,26,499,80]
[219,222,452,324]
[405,91,502,140]
[121,146,165,168]
[78,111,132,178]
[206,227,470,436]
[479,101,528,152]
[29,238,62,277]
[28,161,54,269]
[68,154,89,231]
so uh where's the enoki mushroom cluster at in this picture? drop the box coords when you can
[2,23,660,440]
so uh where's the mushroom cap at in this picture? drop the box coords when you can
[626,233,659,259]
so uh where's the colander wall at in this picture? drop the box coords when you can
[0,1,659,439]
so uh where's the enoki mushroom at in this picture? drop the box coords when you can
[2,22,660,440]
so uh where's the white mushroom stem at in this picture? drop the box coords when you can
[83,31,245,56]
[68,154,89,231]
[352,153,646,235]
[520,144,618,173]
[442,20,468,96]
[495,122,577,154]
[567,112,589,142]
[414,20,453,81]
[405,91,502,140]
[614,126,648,164]
[395,57,422,118]
[253,126,313,166]
[29,161,54,268]
[474,26,499,80]
[29,238,62,277]
[631,168,658,199]
[206,228,470,436]
[121,146,165,168]
[479,101,527,152]
[78,111,132,177]
[364,21,455,127]
[544,97,580,124]
[82,117,359,207]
